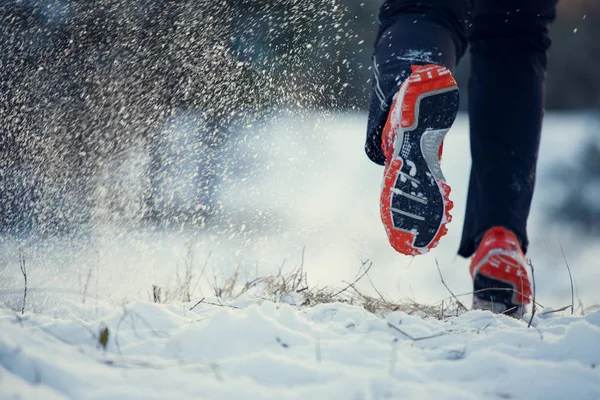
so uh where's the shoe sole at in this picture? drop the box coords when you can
[380,65,459,255]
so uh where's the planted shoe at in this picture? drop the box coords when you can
[470,226,532,317]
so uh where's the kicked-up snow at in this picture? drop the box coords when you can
[1,112,600,399]
[2,298,599,399]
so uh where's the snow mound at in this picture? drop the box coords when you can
[1,300,599,399]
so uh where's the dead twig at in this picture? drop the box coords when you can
[81,267,93,304]
[439,288,544,309]
[99,357,222,380]
[152,285,162,304]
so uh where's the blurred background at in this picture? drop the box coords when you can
[0,0,599,234]
[0,0,599,309]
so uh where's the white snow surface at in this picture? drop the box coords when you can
[2,298,600,399]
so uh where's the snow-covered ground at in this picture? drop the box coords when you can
[2,297,600,399]
[1,112,600,398]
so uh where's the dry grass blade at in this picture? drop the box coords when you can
[191,251,212,296]
[501,306,517,315]
[364,268,394,308]
[443,288,545,309]
[152,250,558,321]
[387,322,447,341]
[559,243,575,316]
[152,285,162,304]
[527,259,537,328]
[541,305,573,316]
[19,250,27,315]
[584,304,600,314]
[387,322,413,340]
[330,260,372,298]
[81,267,93,304]
[189,297,206,311]
[435,259,467,312]
[203,300,241,310]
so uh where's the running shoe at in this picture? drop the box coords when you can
[380,64,459,255]
[470,226,532,317]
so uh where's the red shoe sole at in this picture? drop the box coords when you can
[380,65,459,256]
